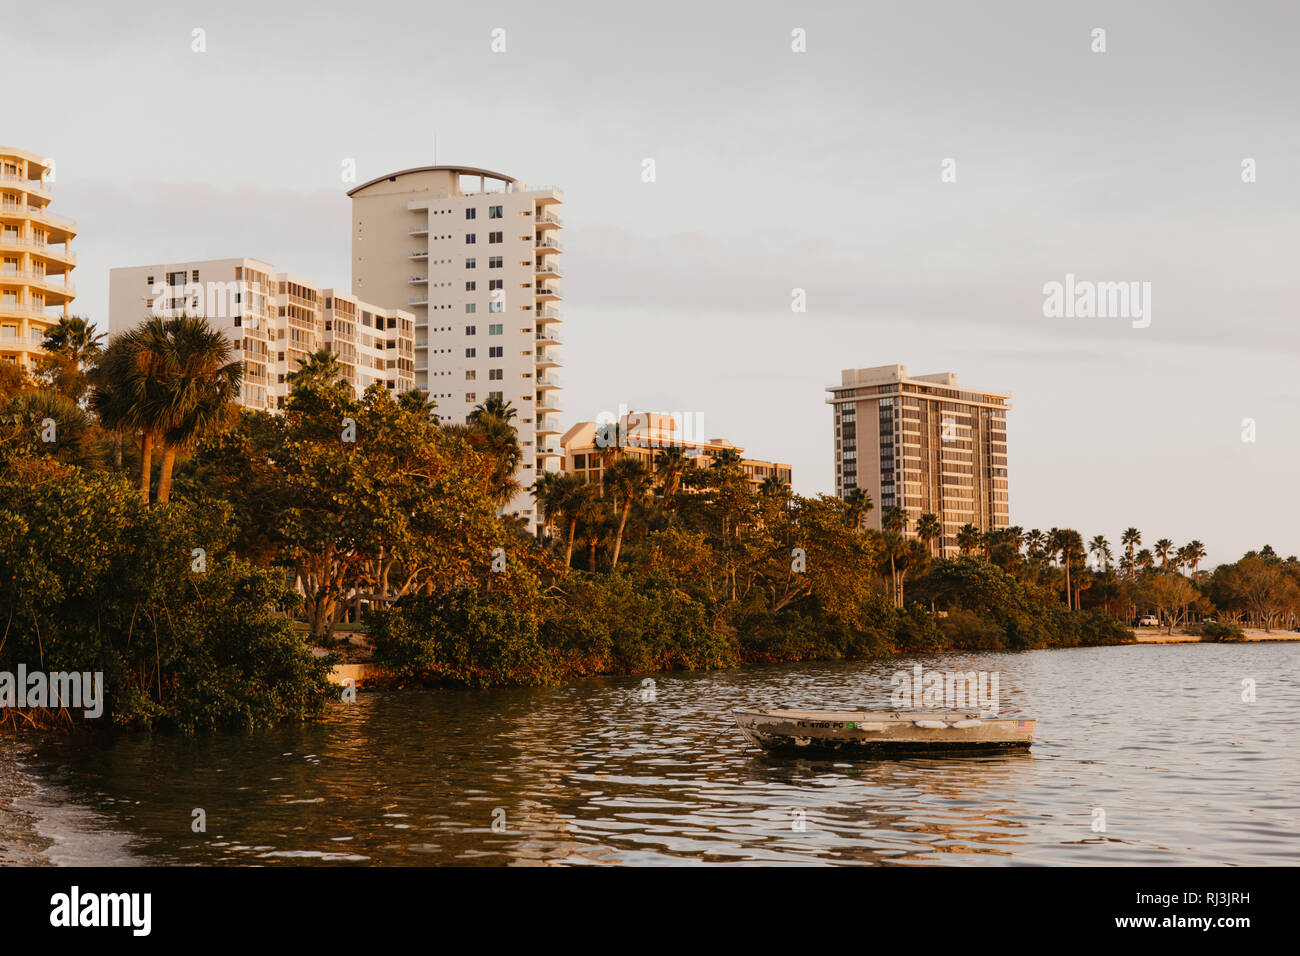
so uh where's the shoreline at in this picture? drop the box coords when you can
[1129,627,1300,645]
[0,738,53,866]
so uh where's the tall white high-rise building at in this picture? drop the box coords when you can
[348,165,564,529]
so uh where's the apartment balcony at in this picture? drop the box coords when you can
[0,204,77,239]
[531,187,564,204]
[408,223,429,236]
[536,445,564,459]
[0,303,60,323]
[409,274,428,284]
[0,174,51,199]
[535,350,561,369]
[408,249,428,259]
[535,331,562,346]
[534,259,562,279]
[535,285,563,302]
[0,270,76,301]
[536,418,563,436]
[408,296,428,306]
[534,214,563,231]
[535,307,562,326]
[535,372,562,390]
[0,236,76,266]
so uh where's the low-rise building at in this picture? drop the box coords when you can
[561,411,792,491]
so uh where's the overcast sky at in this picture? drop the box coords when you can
[10,0,1300,565]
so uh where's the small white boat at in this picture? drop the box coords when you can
[734,708,1035,758]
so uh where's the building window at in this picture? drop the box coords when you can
[465,347,476,357]
[466,208,476,219]
[465,325,476,335]
[465,281,476,291]
[488,324,502,335]
[489,346,503,358]
[489,301,503,313]
[466,258,476,269]
[489,205,503,218]
[465,370,476,380]
[488,231,503,243]
[466,234,476,244]
[465,304,477,313]
[489,369,503,381]
[466,393,476,403]
[489,257,502,269]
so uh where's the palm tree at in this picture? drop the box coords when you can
[91,323,168,501]
[844,488,874,532]
[879,507,908,604]
[397,388,438,420]
[42,315,104,363]
[145,316,243,502]
[1024,528,1045,561]
[1049,528,1084,608]
[464,397,523,507]
[471,393,517,425]
[39,314,104,401]
[708,446,742,471]
[91,316,242,502]
[1121,528,1141,576]
[4,388,102,467]
[1154,538,1174,568]
[881,506,907,535]
[956,523,980,556]
[606,455,652,569]
[1136,548,1154,571]
[1182,540,1206,576]
[758,474,789,498]
[576,490,606,572]
[287,347,346,388]
[1089,535,1112,572]
[892,538,929,608]
[654,444,689,501]
[532,471,586,566]
[915,512,942,556]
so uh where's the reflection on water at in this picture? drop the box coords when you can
[3,643,1298,866]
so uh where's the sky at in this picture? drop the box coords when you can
[8,0,1300,566]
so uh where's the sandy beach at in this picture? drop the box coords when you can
[1130,627,1300,645]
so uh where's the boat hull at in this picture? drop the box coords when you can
[734,709,1035,758]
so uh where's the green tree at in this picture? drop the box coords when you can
[915,512,942,556]
[844,488,874,532]
[606,454,652,569]
[654,444,689,502]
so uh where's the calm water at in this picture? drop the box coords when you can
[2,643,1297,866]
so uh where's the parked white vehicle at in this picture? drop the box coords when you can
[1137,614,1160,627]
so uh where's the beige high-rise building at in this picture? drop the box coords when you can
[348,165,564,530]
[0,147,76,370]
[109,258,414,410]
[827,364,1010,553]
